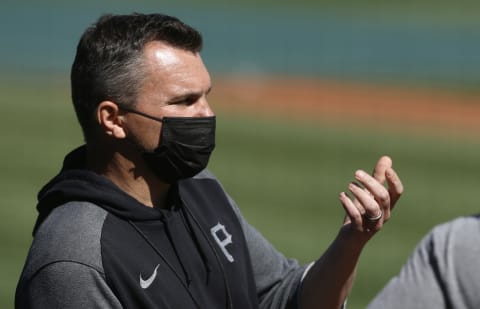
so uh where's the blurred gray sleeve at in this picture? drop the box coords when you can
[367,216,480,309]
[16,261,122,309]
[227,195,309,309]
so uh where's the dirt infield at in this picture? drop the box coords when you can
[212,76,480,139]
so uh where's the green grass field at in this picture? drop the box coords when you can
[2,77,480,308]
[158,0,480,26]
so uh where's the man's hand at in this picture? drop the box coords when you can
[299,156,403,309]
[339,156,403,237]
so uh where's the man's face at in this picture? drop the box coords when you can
[123,41,214,152]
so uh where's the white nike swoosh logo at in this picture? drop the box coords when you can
[140,264,160,289]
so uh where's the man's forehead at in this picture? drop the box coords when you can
[143,41,199,66]
[145,43,180,67]
[139,41,210,96]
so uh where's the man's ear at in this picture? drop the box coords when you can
[96,101,126,139]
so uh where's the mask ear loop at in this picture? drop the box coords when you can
[117,105,164,123]
[114,104,164,164]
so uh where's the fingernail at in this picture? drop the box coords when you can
[355,170,365,179]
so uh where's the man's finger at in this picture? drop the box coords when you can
[339,192,363,230]
[372,155,392,184]
[355,170,391,220]
[348,181,384,220]
[386,168,404,209]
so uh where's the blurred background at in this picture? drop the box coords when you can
[1,1,480,308]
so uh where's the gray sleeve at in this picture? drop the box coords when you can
[367,216,480,309]
[227,195,308,309]
[16,202,122,309]
[17,261,122,309]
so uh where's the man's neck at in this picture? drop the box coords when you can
[86,144,171,208]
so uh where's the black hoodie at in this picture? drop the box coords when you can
[15,146,305,309]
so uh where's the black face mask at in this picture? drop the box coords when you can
[121,107,216,183]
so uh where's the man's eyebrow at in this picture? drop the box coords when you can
[168,86,212,103]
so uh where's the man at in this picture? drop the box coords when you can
[367,215,480,309]
[16,13,403,308]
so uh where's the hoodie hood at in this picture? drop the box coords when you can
[34,145,166,235]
